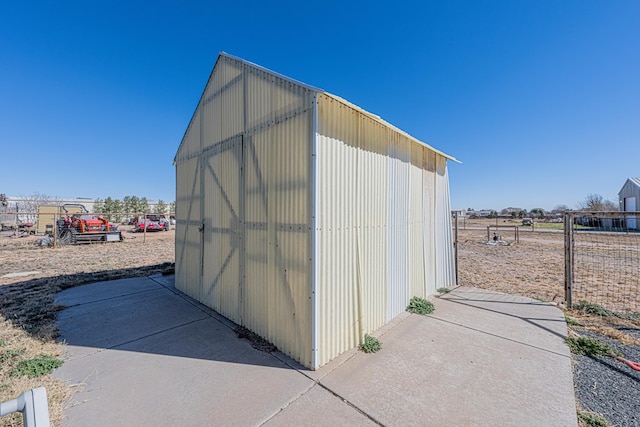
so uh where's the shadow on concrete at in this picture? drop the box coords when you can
[54,274,303,371]
[0,263,174,341]
[440,293,568,341]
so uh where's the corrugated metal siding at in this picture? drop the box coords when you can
[202,137,242,323]
[175,108,202,165]
[356,116,388,339]
[175,156,201,300]
[423,151,437,295]
[315,93,455,367]
[386,133,410,320]
[316,97,360,365]
[316,94,395,366]
[176,53,315,367]
[243,111,313,366]
[408,142,426,299]
[435,156,456,287]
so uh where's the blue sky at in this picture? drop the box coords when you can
[1,1,638,211]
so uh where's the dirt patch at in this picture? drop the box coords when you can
[234,326,278,352]
[457,225,566,303]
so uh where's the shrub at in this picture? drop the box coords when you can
[565,336,620,357]
[359,334,382,353]
[10,354,63,378]
[406,297,435,315]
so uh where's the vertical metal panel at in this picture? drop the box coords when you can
[356,116,388,337]
[423,150,437,295]
[408,142,426,299]
[201,137,243,323]
[386,133,410,321]
[201,57,244,151]
[175,156,201,300]
[175,109,201,164]
[435,156,456,287]
[246,67,273,131]
[315,105,358,365]
[316,94,392,366]
[242,110,313,365]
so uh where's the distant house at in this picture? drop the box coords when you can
[619,177,640,229]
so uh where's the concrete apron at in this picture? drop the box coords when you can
[53,279,577,426]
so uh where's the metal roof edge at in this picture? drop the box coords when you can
[176,52,460,165]
[175,52,324,165]
[174,53,227,165]
[219,52,324,93]
[321,93,460,163]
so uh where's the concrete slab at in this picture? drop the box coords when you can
[263,383,376,426]
[53,281,578,427]
[433,287,569,354]
[56,277,167,307]
[55,317,315,426]
[57,284,208,360]
[319,288,577,427]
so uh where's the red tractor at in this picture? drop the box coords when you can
[56,204,122,244]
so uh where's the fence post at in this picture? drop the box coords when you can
[564,211,573,308]
[454,211,459,286]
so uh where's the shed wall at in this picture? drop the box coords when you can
[175,55,315,366]
[314,93,455,367]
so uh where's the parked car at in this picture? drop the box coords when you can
[135,215,169,232]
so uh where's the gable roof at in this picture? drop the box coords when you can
[175,52,459,164]
[619,177,640,195]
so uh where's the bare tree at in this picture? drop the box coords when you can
[19,193,57,221]
[578,194,618,211]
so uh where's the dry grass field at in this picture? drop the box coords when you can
[457,219,566,303]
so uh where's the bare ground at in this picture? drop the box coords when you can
[458,226,566,303]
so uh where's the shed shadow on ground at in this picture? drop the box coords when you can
[53,274,308,371]
[0,263,174,341]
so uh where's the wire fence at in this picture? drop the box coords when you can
[565,211,640,315]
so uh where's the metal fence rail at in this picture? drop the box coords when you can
[0,387,50,427]
[565,211,640,314]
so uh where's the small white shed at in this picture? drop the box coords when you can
[619,177,640,229]
[174,53,458,369]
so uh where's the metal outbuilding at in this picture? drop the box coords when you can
[619,177,640,229]
[174,52,458,369]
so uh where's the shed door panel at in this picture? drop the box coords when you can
[175,156,202,300]
[202,136,243,323]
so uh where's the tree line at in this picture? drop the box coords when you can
[468,193,619,219]
[93,196,176,221]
